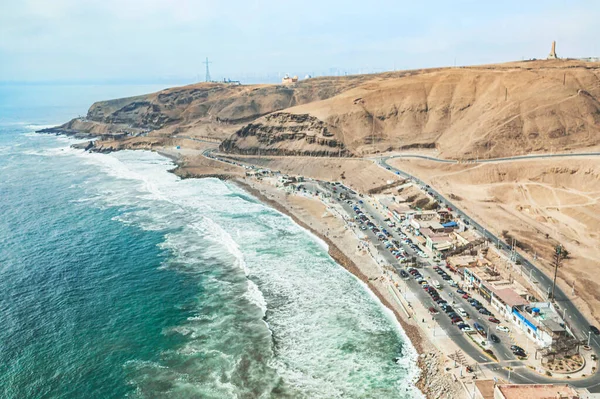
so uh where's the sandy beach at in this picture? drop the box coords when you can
[229,175,465,398]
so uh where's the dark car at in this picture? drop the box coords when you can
[591,326,600,335]
[444,307,455,314]
[400,270,409,279]
[490,334,500,343]
[513,349,526,357]
[510,345,524,352]
[456,289,465,295]
[436,299,447,305]
[451,317,463,324]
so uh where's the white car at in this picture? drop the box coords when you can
[496,325,510,333]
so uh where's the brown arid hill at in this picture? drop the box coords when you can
[44,59,600,159]
[248,59,600,158]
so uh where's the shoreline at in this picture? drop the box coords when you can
[230,177,433,395]
[43,132,456,398]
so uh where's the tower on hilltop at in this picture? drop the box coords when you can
[548,41,558,59]
[204,57,212,82]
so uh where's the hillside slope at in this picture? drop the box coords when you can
[45,59,600,159]
[224,59,600,158]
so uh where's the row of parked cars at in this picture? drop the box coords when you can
[433,266,458,288]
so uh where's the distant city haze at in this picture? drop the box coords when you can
[1,0,599,84]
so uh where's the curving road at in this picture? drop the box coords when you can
[378,156,600,391]
[381,151,600,165]
[201,147,600,389]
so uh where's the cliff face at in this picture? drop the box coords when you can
[220,112,350,157]
[45,59,600,159]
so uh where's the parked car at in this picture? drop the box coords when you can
[590,326,600,335]
[490,334,500,343]
[513,349,526,357]
[428,307,439,315]
[456,289,465,295]
[496,325,510,333]
[488,317,500,324]
[462,294,470,299]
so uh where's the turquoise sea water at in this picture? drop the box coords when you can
[0,85,422,398]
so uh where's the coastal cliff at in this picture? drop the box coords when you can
[42,59,600,160]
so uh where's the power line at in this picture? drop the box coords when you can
[203,57,212,82]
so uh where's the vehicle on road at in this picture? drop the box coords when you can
[496,325,510,333]
[428,307,439,315]
[490,334,500,343]
[400,270,409,279]
[473,323,486,337]
[591,325,600,335]
[513,349,526,357]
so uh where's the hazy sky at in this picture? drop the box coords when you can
[1,0,599,83]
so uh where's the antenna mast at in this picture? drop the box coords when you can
[203,57,212,82]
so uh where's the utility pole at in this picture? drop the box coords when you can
[204,57,212,82]
[551,245,564,301]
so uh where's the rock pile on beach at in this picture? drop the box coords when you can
[418,352,463,399]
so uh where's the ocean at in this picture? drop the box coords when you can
[0,84,422,398]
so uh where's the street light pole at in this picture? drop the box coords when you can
[551,245,563,301]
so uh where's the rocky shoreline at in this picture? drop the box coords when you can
[39,127,460,398]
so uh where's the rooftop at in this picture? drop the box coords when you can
[489,286,528,308]
[496,383,579,399]
[475,380,496,399]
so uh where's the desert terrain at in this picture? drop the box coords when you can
[388,156,600,325]
[44,59,600,161]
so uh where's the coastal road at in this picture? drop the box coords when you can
[377,156,600,391]
[380,151,600,164]
[202,149,600,389]
[315,182,508,365]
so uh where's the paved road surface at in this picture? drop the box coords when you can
[202,149,600,390]
[378,156,600,391]
[382,152,600,164]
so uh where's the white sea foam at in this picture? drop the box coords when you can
[49,147,423,398]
